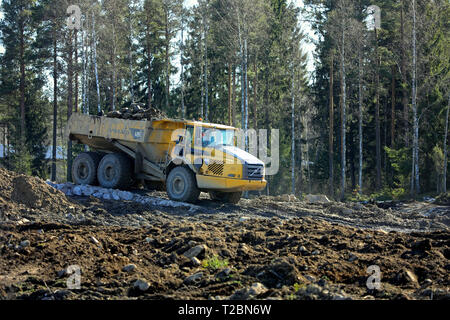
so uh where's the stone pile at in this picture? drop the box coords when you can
[106,103,167,121]
[45,181,201,213]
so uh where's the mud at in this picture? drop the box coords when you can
[0,168,449,300]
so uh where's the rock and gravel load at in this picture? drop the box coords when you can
[105,103,167,121]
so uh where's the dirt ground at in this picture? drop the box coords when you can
[0,168,449,300]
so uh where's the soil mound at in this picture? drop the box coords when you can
[0,168,80,221]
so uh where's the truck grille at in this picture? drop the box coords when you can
[208,162,224,176]
[246,164,264,180]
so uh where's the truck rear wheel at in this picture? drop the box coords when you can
[166,166,200,203]
[209,191,242,204]
[72,152,102,185]
[97,153,133,190]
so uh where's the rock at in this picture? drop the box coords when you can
[305,194,330,204]
[133,279,150,292]
[144,237,154,244]
[191,257,201,266]
[348,254,358,262]
[306,284,322,295]
[73,186,82,196]
[340,208,353,215]
[332,293,349,300]
[82,186,94,196]
[17,218,30,225]
[20,240,30,248]
[317,278,327,287]
[311,250,320,255]
[183,244,207,259]
[122,264,137,273]
[396,269,419,286]
[248,283,267,296]
[112,192,120,201]
[412,239,432,252]
[230,283,267,300]
[118,191,134,201]
[54,289,71,300]
[57,269,67,278]
[239,216,249,222]
[184,272,203,285]
[405,270,418,284]
[90,236,100,245]
[305,275,315,282]
[422,279,433,287]
[298,246,307,253]
[216,268,232,280]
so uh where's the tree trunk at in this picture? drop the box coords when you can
[305,117,311,194]
[180,21,185,118]
[329,53,334,197]
[200,62,204,119]
[128,4,134,103]
[19,21,26,148]
[411,0,420,196]
[244,38,248,148]
[401,1,409,147]
[74,29,78,113]
[165,12,170,113]
[358,53,363,194]
[228,63,232,125]
[204,21,209,121]
[391,65,396,147]
[375,28,382,190]
[67,31,73,182]
[92,14,101,114]
[340,30,346,201]
[112,24,116,111]
[146,27,152,109]
[291,69,295,195]
[253,62,258,129]
[232,67,236,127]
[52,22,58,181]
[443,95,449,193]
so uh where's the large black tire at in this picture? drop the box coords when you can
[166,166,200,203]
[209,191,242,204]
[72,152,102,185]
[97,153,133,189]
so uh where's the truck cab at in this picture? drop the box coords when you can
[167,122,267,203]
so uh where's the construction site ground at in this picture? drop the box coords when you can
[0,168,449,300]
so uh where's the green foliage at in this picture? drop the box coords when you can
[201,255,229,271]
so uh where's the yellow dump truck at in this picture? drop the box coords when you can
[67,113,266,204]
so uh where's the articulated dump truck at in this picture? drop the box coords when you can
[67,113,266,204]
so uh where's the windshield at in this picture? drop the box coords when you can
[200,127,235,148]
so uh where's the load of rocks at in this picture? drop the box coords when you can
[106,103,167,121]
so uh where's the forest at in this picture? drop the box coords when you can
[0,0,448,201]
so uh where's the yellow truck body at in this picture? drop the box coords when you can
[67,113,266,203]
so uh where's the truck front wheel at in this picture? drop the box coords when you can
[72,152,102,186]
[97,153,133,190]
[166,166,200,203]
[209,191,242,204]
